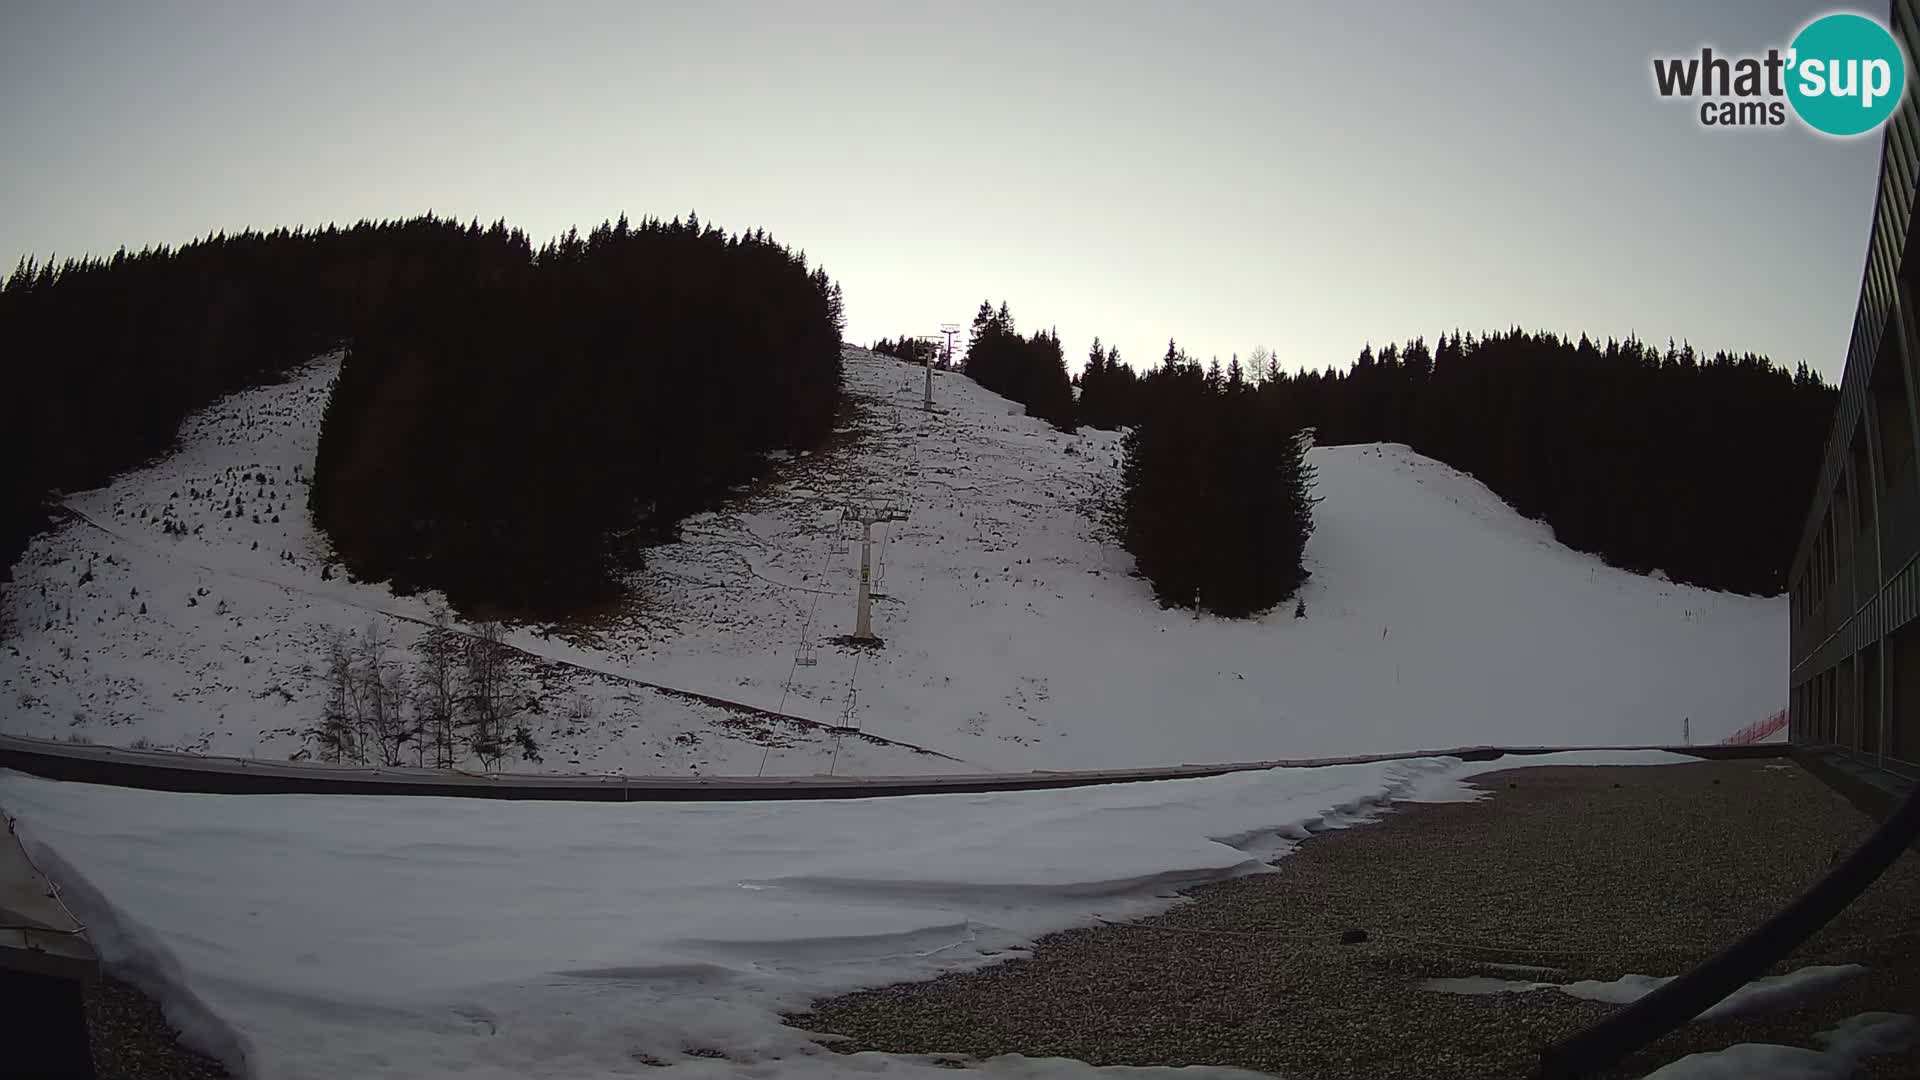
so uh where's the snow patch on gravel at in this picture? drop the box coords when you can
[1641,1010,1920,1079]
[1422,963,1869,1022]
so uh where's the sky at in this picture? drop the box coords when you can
[0,1,1890,380]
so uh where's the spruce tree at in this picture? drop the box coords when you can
[1081,337,1108,428]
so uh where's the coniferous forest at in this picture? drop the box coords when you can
[956,303,1317,617]
[0,213,1835,621]
[0,213,841,619]
[310,215,845,616]
[955,306,1830,611]
[1119,344,1317,617]
[1075,337,1144,432]
[870,336,951,368]
[961,301,1076,431]
[1072,327,1833,612]
[1258,330,1835,596]
[0,216,531,586]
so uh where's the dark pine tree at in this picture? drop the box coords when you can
[961,302,1077,431]
[310,215,845,617]
[0,216,533,592]
[1119,343,1316,617]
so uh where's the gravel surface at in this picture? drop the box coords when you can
[790,759,1920,1079]
[85,975,228,1080]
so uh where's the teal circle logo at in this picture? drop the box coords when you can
[1786,13,1907,136]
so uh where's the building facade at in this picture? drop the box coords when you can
[1788,0,1920,777]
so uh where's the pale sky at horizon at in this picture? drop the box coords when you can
[0,1,1893,379]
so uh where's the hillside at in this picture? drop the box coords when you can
[0,347,1783,773]
[0,353,957,777]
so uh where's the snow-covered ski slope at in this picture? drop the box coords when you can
[0,347,1782,774]
[0,355,956,777]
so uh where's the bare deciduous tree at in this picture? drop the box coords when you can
[309,628,359,763]
[376,654,412,767]
[1247,345,1271,387]
[305,614,537,772]
[357,621,412,766]
[413,608,460,769]
[463,620,514,772]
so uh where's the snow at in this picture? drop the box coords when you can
[1422,965,1867,1021]
[1641,1043,1848,1080]
[1817,1011,1920,1061]
[0,354,957,778]
[1608,967,1865,1020]
[0,749,1695,1079]
[1422,975,1547,996]
[1642,1011,1920,1079]
[1,347,1783,775]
